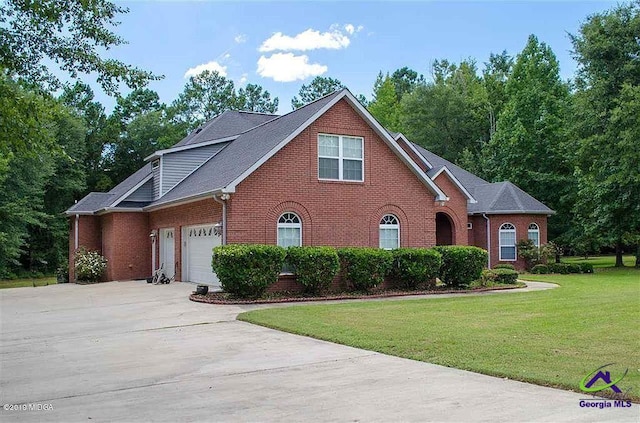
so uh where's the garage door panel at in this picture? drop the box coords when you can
[184,225,221,288]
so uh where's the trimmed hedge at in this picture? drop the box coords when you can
[579,263,594,273]
[433,246,488,287]
[286,246,340,295]
[531,264,550,274]
[337,247,393,292]
[391,248,442,289]
[549,263,570,274]
[492,268,519,284]
[567,263,582,274]
[493,263,516,270]
[211,244,286,298]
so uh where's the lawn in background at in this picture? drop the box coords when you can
[239,256,640,400]
[563,254,636,268]
[0,277,57,289]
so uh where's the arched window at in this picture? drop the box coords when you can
[499,223,516,261]
[277,212,302,248]
[379,214,400,250]
[528,223,540,247]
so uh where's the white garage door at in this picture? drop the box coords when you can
[183,224,221,288]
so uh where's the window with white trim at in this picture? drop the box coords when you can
[528,223,540,247]
[499,223,517,261]
[277,212,302,248]
[318,134,363,181]
[379,214,400,250]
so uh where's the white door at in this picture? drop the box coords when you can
[183,224,221,288]
[160,228,175,278]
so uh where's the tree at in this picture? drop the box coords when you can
[0,0,160,94]
[571,2,640,267]
[400,59,489,164]
[390,67,425,100]
[368,73,401,131]
[482,51,514,137]
[237,83,279,113]
[291,76,344,109]
[171,70,237,130]
[482,35,574,242]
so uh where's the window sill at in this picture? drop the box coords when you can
[318,179,364,184]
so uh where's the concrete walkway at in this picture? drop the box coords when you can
[0,281,636,422]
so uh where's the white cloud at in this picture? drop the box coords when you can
[234,34,247,44]
[259,28,350,52]
[184,61,227,78]
[257,53,327,82]
[344,24,355,35]
[357,25,364,33]
[223,53,231,59]
[239,73,248,85]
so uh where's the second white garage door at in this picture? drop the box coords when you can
[183,224,221,288]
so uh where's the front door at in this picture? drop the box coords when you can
[160,228,175,278]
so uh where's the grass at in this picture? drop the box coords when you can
[239,256,640,400]
[562,254,636,268]
[0,277,57,289]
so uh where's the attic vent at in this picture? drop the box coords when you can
[152,159,160,169]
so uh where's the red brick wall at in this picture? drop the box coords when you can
[68,215,102,282]
[100,213,150,281]
[148,199,222,281]
[433,173,469,246]
[483,214,548,270]
[227,98,439,248]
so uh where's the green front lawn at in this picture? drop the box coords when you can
[0,277,57,289]
[239,259,640,400]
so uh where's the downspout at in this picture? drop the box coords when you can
[213,194,228,245]
[482,213,491,268]
[74,214,79,250]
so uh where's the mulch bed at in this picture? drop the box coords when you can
[189,283,525,305]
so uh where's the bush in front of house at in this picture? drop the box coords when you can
[337,247,393,292]
[549,262,570,274]
[211,244,286,298]
[286,246,340,295]
[74,247,107,282]
[517,239,555,270]
[579,263,594,273]
[567,263,582,274]
[492,268,519,284]
[531,264,550,274]
[433,246,488,288]
[390,248,442,290]
[493,263,516,270]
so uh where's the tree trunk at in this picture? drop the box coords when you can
[615,241,624,267]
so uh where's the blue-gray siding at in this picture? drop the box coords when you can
[152,163,161,199]
[160,143,227,196]
[125,178,154,202]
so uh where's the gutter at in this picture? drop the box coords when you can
[482,213,491,268]
[74,214,79,251]
[212,194,229,245]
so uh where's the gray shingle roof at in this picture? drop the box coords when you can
[66,193,114,214]
[410,142,553,215]
[174,111,279,147]
[149,90,344,207]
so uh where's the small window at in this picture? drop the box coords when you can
[277,212,302,248]
[467,222,473,230]
[379,214,400,250]
[152,159,160,169]
[499,223,517,261]
[528,223,540,247]
[318,134,363,182]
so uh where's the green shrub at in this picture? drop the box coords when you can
[531,264,550,274]
[74,248,107,282]
[433,246,488,287]
[567,263,582,274]
[391,248,442,289]
[549,263,570,274]
[579,263,594,274]
[493,263,516,270]
[517,239,555,270]
[286,246,340,295]
[212,244,286,298]
[337,247,393,292]
[492,268,519,284]
[478,269,498,286]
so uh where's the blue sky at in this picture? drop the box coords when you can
[95,1,619,113]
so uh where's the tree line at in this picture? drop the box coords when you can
[0,1,637,278]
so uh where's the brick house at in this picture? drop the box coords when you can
[66,89,553,287]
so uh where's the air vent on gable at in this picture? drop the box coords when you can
[152,159,160,169]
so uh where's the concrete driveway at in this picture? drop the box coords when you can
[0,281,637,422]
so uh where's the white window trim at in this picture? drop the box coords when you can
[528,223,540,247]
[379,214,400,250]
[277,212,302,248]
[318,133,364,182]
[499,223,517,262]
